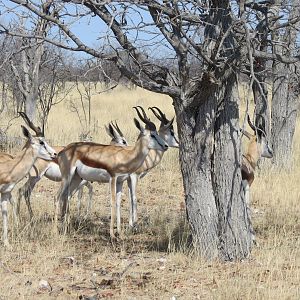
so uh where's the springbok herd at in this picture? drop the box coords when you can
[0,106,273,246]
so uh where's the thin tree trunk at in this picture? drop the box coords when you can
[25,93,37,121]
[253,79,270,131]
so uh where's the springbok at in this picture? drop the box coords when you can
[17,120,128,219]
[241,115,273,244]
[0,125,56,246]
[56,114,168,239]
[118,106,179,230]
[241,115,273,189]
[76,122,129,216]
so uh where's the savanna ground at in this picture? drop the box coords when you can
[0,84,299,299]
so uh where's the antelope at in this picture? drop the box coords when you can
[17,119,128,219]
[56,113,168,239]
[118,106,179,230]
[241,115,273,244]
[0,125,56,246]
[241,115,273,190]
[76,121,129,216]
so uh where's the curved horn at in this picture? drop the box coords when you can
[148,107,164,123]
[18,111,44,137]
[105,124,114,138]
[136,105,151,122]
[133,106,156,130]
[111,121,124,137]
[256,114,266,132]
[247,115,256,132]
[133,106,150,124]
[149,106,168,123]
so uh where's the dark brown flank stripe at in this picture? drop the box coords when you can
[80,156,113,175]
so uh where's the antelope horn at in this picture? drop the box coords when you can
[105,123,115,138]
[247,115,256,132]
[133,106,156,130]
[18,111,44,137]
[133,106,150,124]
[111,121,124,137]
[136,105,151,122]
[149,106,168,123]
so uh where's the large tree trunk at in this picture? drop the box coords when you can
[271,63,299,167]
[271,0,300,167]
[174,72,253,260]
[213,73,252,260]
[174,82,219,258]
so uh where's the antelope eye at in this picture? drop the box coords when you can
[123,140,127,144]
[39,140,45,145]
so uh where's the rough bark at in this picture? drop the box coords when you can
[271,63,299,167]
[174,72,253,260]
[271,1,300,167]
[174,85,219,258]
[213,73,252,260]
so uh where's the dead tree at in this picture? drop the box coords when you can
[7,1,54,121]
[3,0,300,260]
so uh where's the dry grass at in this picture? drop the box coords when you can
[0,84,299,299]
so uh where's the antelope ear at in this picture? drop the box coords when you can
[165,117,174,128]
[21,125,32,141]
[134,118,145,134]
[105,124,114,138]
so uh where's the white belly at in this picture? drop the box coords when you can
[75,161,130,183]
[44,163,62,182]
[76,161,111,183]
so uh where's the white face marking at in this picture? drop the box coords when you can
[159,128,179,148]
[112,137,128,146]
[32,137,56,161]
[148,131,168,151]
